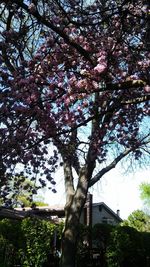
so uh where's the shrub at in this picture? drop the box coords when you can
[0,217,63,267]
[106,226,144,267]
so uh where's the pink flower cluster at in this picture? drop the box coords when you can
[94,51,107,74]
[144,85,150,93]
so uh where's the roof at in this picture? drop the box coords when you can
[0,202,122,222]
[15,205,65,216]
[0,206,65,223]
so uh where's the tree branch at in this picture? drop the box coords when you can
[89,148,132,187]
[12,0,94,65]
[78,79,148,94]
[121,95,150,105]
[106,79,149,91]
[63,160,75,207]
[86,92,100,179]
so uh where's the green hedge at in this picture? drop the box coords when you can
[1,218,150,267]
[92,224,150,267]
[0,218,63,267]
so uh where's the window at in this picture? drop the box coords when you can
[102,217,107,224]
[99,205,102,212]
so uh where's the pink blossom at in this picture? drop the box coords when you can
[144,85,150,93]
[34,53,42,60]
[83,42,91,51]
[129,74,139,80]
[72,61,76,66]
[122,72,127,77]
[76,79,87,89]
[18,79,28,86]
[71,27,76,33]
[69,76,76,85]
[94,63,107,74]
[95,50,107,73]
[97,55,106,63]
[96,50,107,58]
[28,75,35,83]
[78,36,84,42]
[80,69,87,75]
[64,97,70,105]
[92,81,99,89]
[115,50,122,56]
[82,101,88,107]
[58,82,62,87]
[77,106,82,112]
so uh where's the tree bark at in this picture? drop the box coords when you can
[60,164,89,267]
[60,195,86,267]
[60,213,79,267]
[58,124,96,267]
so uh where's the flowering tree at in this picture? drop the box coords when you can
[0,0,150,266]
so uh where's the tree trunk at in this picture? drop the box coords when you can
[60,187,87,267]
[59,159,90,267]
[60,227,77,267]
[60,208,81,267]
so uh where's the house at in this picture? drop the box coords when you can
[80,194,122,227]
[92,202,122,225]
[80,201,122,226]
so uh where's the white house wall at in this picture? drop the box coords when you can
[80,204,120,226]
[92,205,118,226]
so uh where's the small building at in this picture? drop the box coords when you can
[80,194,122,227]
[80,202,122,226]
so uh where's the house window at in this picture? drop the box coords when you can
[107,219,114,225]
[102,217,108,224]
[99,205,102,212]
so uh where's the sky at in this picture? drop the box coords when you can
[44,166,150,220]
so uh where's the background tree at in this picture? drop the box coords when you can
[0,176,35,207]
[121,210,150,232]
[0,176,47,208]
[0,1,150,266]
[139,182,150,213]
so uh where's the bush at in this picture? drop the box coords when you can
[0,219,23,266]
[19,218,56,266]
[0,218,63,267]
[106,226,145,267]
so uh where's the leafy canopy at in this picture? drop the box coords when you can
[0,0,150,202]
[140,182,150,206]
[121,210,150,232]
[139,182,150,214]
